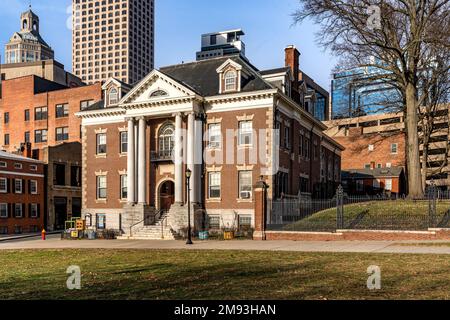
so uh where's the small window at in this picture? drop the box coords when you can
[210,34,217,45]
[56,104,69,118]
[24,109,30,121]
[30,164,38,171]
[368,144,374,151]
[0,162,6,168]
[386,163,392,168]
[109,88,119,105]
[71,166,81,187]
[224,70,237,92]
[14,204,23,218]
[24,131,31,143]
[238,171,252,199]
[120,132,128,153]
[391,143,398,154]
[0,204,7,218]
[15,179,23,193]
[385,179,393,191]
[4,112,9,124]
[208,172,221,199]
[80,100,94,110]
[0,178,7,193]
[120,175,127,200]
[208,215,220,230]
[284,126,291,149]
[35,107,48,120]
[4,134,10,146]
[30,204,38,218]
[35,129,48,143]
[238,121,253,146]
[30,180,38,194]
[14,163,22,169]
[238,215,252,230]
[150,90,168,98]
[97,176,107,199]
[97,214,106,229]
[364,164,371,169]
[96,133,107,154]
[208,123,221,149]
[56,127,69,141]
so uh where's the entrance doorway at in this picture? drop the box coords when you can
[54,197,67,230]
[159,181,175,211]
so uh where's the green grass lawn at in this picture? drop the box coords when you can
[0,249,449,300]
[283,200,450,232]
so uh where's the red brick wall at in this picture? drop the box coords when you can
[0,156,45,234]
[1,75,102,160]
[334,131,406,170]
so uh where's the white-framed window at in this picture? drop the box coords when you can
[30,180,37,194]
[56,127,69,141]
[15,179,22,194]
[0,161,6,168]
[238,121,253,146]
[55,104,69,118]
[96,133,107,154]
[224,70,237,92]
[0,178,7,193]
[109,88,119,105]
[97,176,107,199]
[30,164,38,171]
[208,172,221,199]
[208,123,221,149]
[0,204,7,218]
[208,215,220,230]
[120,131,128,154]
[158,123,175,156]
[30,204,38,218]
[386,163,392,168]
[120,175,127,200]
[14,204,23,218]
[35,129,48,143]
[238,215,252,230]
[14,163,22,169]
[385,179,393,191]
[238,171,252,199]
[391,143,398,154]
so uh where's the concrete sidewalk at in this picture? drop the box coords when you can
[0,235,449,254]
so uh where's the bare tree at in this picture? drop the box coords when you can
[294,0,450,197]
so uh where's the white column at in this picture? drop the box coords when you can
[127,118,135,204]
[138,117,147,204]
[174,113,183,203]
[134,122,139,203]
[194,118,203,203]
[187,112,196,203]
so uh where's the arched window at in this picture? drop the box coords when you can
[109,88,118,105]
[32,21,37,31]
[224,70,237,92]
[158,123,175,157]
[150,90,168,98]
[23,19,28,30]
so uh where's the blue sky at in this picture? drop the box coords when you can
[0,0,337,90]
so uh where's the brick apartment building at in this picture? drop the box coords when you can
[0,151,45,235]
[77,32,343,239]
[0,74,102,160]
[324,113,407,195]
[0,74,102,231]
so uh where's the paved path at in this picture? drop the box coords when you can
[0,234,449,254]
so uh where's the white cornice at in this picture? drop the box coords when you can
[75,107,126,119]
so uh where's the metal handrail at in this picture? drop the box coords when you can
[129,209,165,237]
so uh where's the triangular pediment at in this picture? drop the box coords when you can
[120,70,198,105]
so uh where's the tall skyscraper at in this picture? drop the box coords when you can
[4,7,54,64]
[72,0,154,85]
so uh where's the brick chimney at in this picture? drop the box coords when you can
[285,45,300,103]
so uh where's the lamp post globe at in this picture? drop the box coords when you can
[185,169,193,245]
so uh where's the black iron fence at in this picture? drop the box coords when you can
[267,183,450,232]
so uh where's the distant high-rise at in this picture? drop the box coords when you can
[4,7,54,64]
[72,0,154,85]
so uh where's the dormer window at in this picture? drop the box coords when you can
[109,88,118,105]
[224,70,237,92]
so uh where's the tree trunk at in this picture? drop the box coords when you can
[405,83,424,198]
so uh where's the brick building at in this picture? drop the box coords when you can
[0,74,102,160]
[0,151,45,235]
[77,34,343,239]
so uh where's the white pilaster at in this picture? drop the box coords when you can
[127,118,135,204]
[187,112,196,203]
[194,118,203,203]
[138,117,147,204]
[174,113,183,203]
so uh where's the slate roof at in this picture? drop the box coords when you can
[160,55,274,97]
[82,100,105,111]
[259,67,290,76]
[342,167,404,179]
[15,30,51,48]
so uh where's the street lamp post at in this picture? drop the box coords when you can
[185,168,193,245]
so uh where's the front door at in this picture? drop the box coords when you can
[54,197,68,230]
[159,181,175,211]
